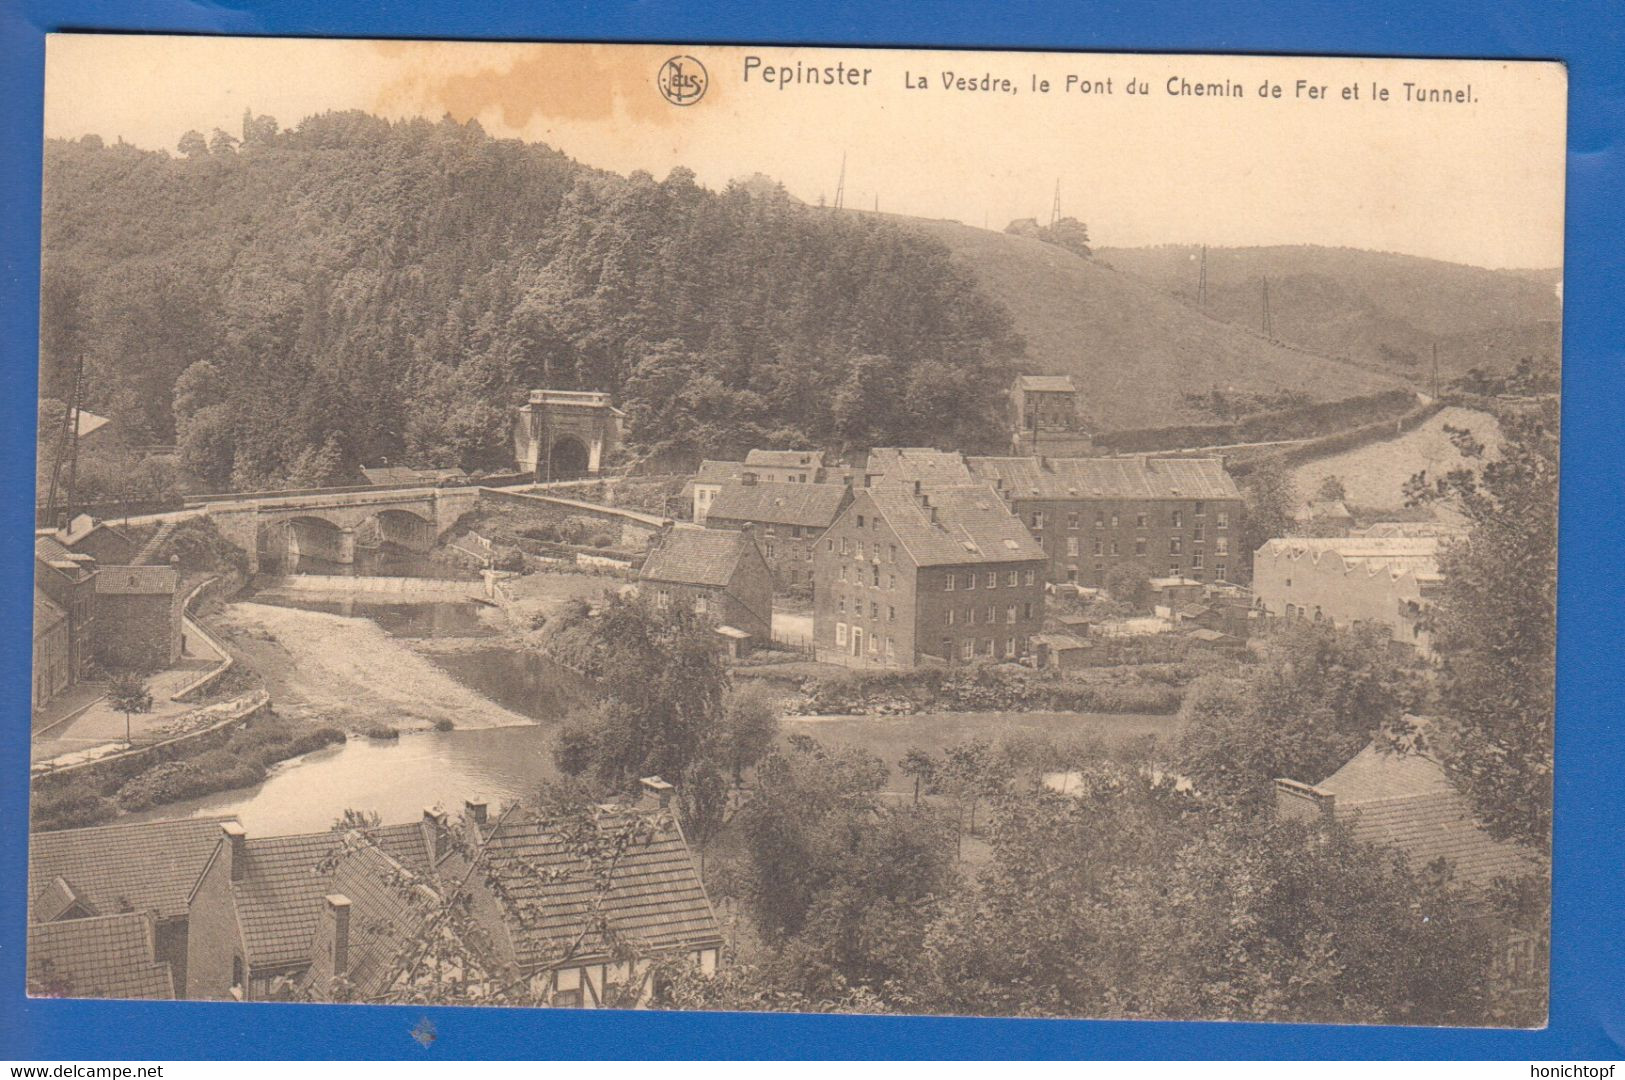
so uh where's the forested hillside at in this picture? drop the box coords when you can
[41,112,1019,489]
[885,217,1399,430]
[1096,244,1562,383]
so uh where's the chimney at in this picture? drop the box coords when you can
[464,798,488,825]
[324,894,352,979]
[1272,779,1336,823]
[640,776,675,809]
[221,822,247,881]
[421,806,450,860]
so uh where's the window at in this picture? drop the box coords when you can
[1004,637,1017,658]
[1068,512,1080,529]
[872,565,881,587]
[1172,511,1183,528]
[694,595,709,615]
[1170,537,1183,554]
[889,544,897,563]
[948,609,957,626]
[1024,569,1035,586]
[987,605,997,624]
[1195,501,1205,516]
[870,633,879,654]
[1216,562,1227,580]
[1137,513,1148,528]
[961,639,974,660]
[1023,601,1033,621]
[1093,538,1104,556]
[554,988,584,1008]
[764,540,775,558]
[1095,512,1105,529]
[1006,605,1017,624]
[1032,511,1045,530]
[887,637,896,659]
[855,542,864,561]
[968,607,977,625]
[836,622,848,646]
[1192,553,1204,570]
[827,538,834,551]
[942,637,953,660]
[839,565,848,583]
[966,573,976,590]
[1216,537,1229,556]
[983,638,995,657]
[1067,537,1080,557]
[945,572,956,591]
[837,596,845,614]
[1110,513,1119,528]
[888,605,897,622]
[656,589,671,610]
[1217,511,1229,529]
[986,571,998,589]
[840,537,848,555]
[1067,567,1079,583]
[1193,525,1203,542]
[857,514,866,527]
[1007,570,1019,587]
[1170,562,1181,575]
[1135,538,1147,556]
[1110,539,1120,556]
[889,574,896,591]
[791,526,802,539]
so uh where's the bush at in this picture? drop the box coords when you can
[433,718,455,732]
[590,532,614,549]
[364,724,400,740]
[31,787,118,831]
[117,761,208,810]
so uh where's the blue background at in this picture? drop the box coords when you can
[1,0,1620,1061]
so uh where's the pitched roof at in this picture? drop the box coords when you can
[474,807,722,970]
[300,840,439,1000]
[35,535,71,563]
[705,481,849,529]
[695,460,745,483]
[230,822,430,970]
[93,565,178,596]
[30,816,240,923]
[1316,741,1540,889]
[28,913,174,1000]
[34,588,67,633]
[864,447,974,485]
[744,449,824,469]
[1016,374,1077,393]
[965,455,1241,501]
[864,483,1046,567]
[360,465,466,486]
[640,528,756,588]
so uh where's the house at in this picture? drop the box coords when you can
[443,789,723,1008]
[33,589,71,710]
[360,465,467,487]
[1252,536,1444,657]
[639,526,774,641]
[684,459,746,523]
[964,455,1244,587]
[742,448,830,485]
[61,515,137,565]
[92,564,183,671]
[28,912,175,1000]
[185,819,437,1001]
[812,481,1047,668]
[29,815,241,996]
[1301,497,1356,533]
[1031,632,1090,671]
[1010,374,1093,456]
[34,536,98,701]
[862,447,974,488]
[1274,735,1544,986]
[702,478,852,590]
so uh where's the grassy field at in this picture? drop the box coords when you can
[781,709,1184,795]
[1289,405,1503,514]
[882,215,1397,430]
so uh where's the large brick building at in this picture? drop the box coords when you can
[702,478,851,591]
[964,455,1244,587]
[813,481,1047,669]
[639,526,775,641]
[92,564,183,672]
[1010,374,1093,456]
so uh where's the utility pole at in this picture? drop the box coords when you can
[1432,342,1441,398]
[43,352,86,530]
[1197,245,1208,307]
[833,152,846,211]
[1260,277,1273,338]
[1049,179,1062,227]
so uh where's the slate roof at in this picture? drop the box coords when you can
[1016,374,1077,393]
[300,840,438,1000]
[229,822,431,971]
[28,913,175,1000]
[695,460,746,483]
[744,449,823,469]
[34,876,93,922]
[93,565,179,596]
[34,588,67,633]
[965,455,1242,501]
[1316,742,1540,889]
[705,481,848,529]
[30,816,240,923]
[35,535,71,563]
[474,807,722,970]
[864,483,1046,567]
[360,466,466,486]
[864,447,974,485]
[640,528,756,588]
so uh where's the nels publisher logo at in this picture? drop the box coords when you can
[657,55,708,106]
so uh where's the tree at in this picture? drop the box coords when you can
[1403,402,1558,850]
[1314,474,1348,503]
[1176,620,1420,808]
[106,672,153,745]
[933,739,1012,855]
[1236,461,1298,581]
[899,747,936,807]
[718,683,780,786]
[177,130,209,159]
[1102,563,1152,610]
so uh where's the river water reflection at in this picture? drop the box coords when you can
[128,596,592,835]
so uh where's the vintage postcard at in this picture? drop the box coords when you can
[28,36,1562,1026]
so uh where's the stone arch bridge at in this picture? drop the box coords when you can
[199,487,483,573]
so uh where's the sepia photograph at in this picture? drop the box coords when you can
[26,35,1563,1028]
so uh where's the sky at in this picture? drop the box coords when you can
[43,36,1568,270]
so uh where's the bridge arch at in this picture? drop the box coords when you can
[257,515,350,574]
[363,507,438,551]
